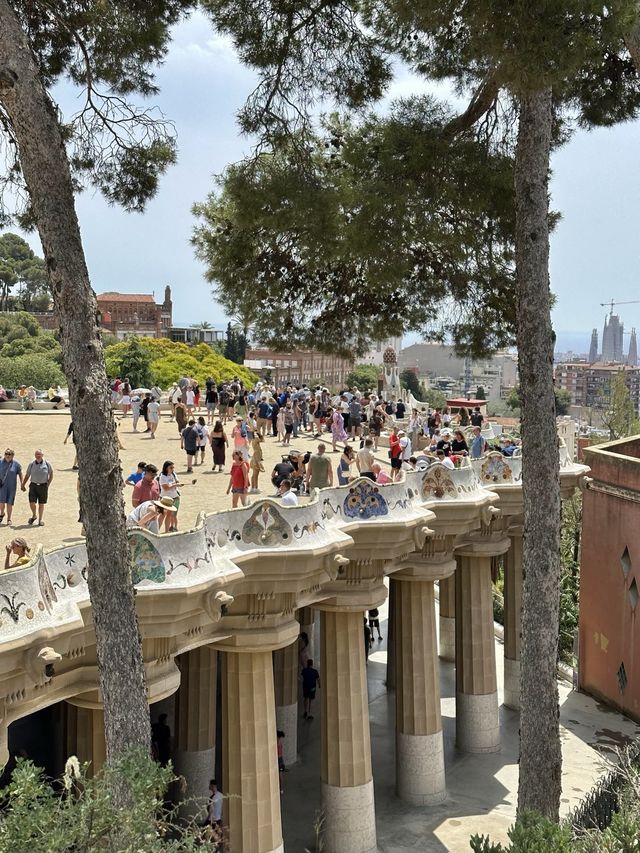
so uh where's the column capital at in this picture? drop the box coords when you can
[455,535,510,559]
[392,557,456,583]
[215,619,299,653]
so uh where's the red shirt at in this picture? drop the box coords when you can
[230,462,247,490]
[132,477,160,506]
[389,434,402,459]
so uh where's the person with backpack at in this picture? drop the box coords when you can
[256,397,272,438]
[231,416,249,461]
[181,419,199,473]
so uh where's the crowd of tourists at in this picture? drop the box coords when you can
[109,375,520,527]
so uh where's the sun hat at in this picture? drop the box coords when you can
[153,497,178,512]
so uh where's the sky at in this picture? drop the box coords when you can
[19,10,640,355]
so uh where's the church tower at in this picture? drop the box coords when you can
[588,328,598,363]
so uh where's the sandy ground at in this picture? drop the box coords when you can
[0,411,380,554]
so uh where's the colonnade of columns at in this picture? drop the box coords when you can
[61,524,525,853]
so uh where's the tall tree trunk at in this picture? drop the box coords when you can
[0,2,150,765]
[515,88,561,820]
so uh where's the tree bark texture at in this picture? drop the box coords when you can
[515,88,561,820]
[0,2,150,764]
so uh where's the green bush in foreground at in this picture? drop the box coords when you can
[0,749,213,852]
[0,353,65,388]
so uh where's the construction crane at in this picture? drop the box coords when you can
[600,299,640,316]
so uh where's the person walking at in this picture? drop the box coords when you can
[330,407,348,452]
[181,419,199,473]
[231,417,249,461]
[131,394,142,432]
[210,420,228,472]
[140,393,151,432]
[249,433,264,493]
[301,659,320,721]
[0,448,24,526]
[22,449,53,526]
[147,396,161,439]
[194,417,209,465]
[227,450,249,508]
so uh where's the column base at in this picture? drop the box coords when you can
[174,746,216,817]
[503,657,520,712]
[396,730,446,805]
[321,779,377,853]
[439,615,455,661]
[456,692,500,753]
[276,702,298,766]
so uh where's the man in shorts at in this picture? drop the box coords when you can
[22,449,53,526]
[368,607,382,642]
[301,658,320,721]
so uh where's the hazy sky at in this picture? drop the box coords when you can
[21,11,640,354]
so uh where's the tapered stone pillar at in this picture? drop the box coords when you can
[386,576,398,689]
[503,527,523,711]
[455,538,508,753]
[297,606,315,660]
[222,649,283,853]
[174,647,217,812]
[438,573,456,661]
[395,578,446,804]
[65,703,106,776]
[320,609,376,853]
[273,641,298,766]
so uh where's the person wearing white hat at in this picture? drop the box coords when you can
[126,496,177,534]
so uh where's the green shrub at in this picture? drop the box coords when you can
[0,749,215,851]
[104,337,257,389]
[0,353,65,388]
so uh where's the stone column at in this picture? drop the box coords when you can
[174,647,217,813]
[455,539,508,753]
[503,527,523,711]
[395,577,446,804]
[320,609,377,853]
[438,572,456,661]
[386,576,398,690]
[222,649,283,853]
[273,641,298,767]
[65,703,106,776]
[297,606,315,659]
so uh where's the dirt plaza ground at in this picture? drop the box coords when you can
[0,409,357,552]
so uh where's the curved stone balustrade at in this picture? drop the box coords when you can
[0,467,479,644]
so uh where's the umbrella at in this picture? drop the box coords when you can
[132,388,152,395]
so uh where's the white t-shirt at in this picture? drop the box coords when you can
[208,789,223,823]
[281,490,298,506]
[147,401,160,422]
[186,389,195,405]
[158,473,178,499]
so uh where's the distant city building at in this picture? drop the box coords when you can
[244,348,353,388]
[588,328,598,363]
[555,362,640,413]
[398,342,517,401]
[627,328,638,366]
[170,325,225,346]
[97,286,172,339]
[602,313,625,363]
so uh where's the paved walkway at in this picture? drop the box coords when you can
[281,597,640,852]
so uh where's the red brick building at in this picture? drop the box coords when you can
[579,436,640,721]
[96,286,172,339]
[244,348,354,389]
